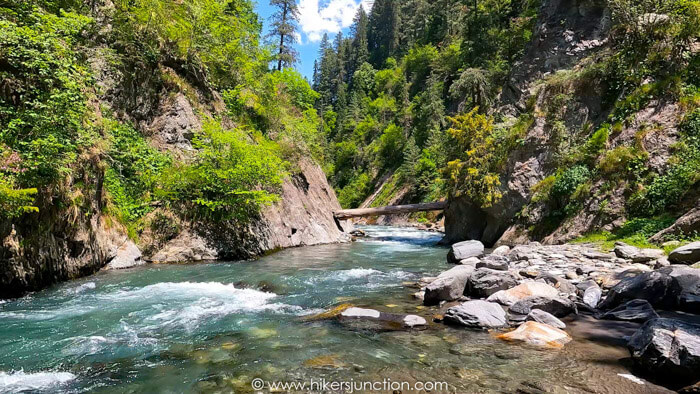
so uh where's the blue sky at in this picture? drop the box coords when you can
[255,0,373,80]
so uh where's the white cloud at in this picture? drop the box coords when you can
[298,0,373,43]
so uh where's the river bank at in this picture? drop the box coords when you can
[1,226,696,393]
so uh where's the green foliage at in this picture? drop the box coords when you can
[597,146,648,177]
[0,175,38,219]
[104,120,171,225]
[551,165,591,200]
[337,172,371,208]
[157,121,286,221]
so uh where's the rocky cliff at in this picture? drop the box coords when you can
[444,0,699,246]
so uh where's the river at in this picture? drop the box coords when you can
[0,226,671,393]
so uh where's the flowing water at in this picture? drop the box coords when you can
[0,226,672,393]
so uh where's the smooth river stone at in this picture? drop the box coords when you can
[444,300,507,329]
[498,321,572,348]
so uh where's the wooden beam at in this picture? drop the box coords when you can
[334,201,447,220]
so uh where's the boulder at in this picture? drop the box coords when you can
[467,268,520,298]
[492,245,511,256]
[576,280,599,294]
[444,300,508,329]
[476,255,510,271]
[526,309,566,329]
[339,307,427,330]
[459,257,480,266]
[670,242,700,265]
[583,286,602,309]
[667,266,700,314]
[536,273,577,295]
[615,242,640,259]
[598,270,673,310]
[509,296,577,318]
[601,299,659,322]
[105,240,144,270]
[447,240,485,264]
[497,321,572,348]
[487,282,559,306]
[650,207,700,243]
[628,318,700,387]
[423,265,475,306]
[633,248,666,264]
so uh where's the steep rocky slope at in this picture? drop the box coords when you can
[444,0,698,246]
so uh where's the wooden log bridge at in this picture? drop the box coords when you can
[333,201,447,220]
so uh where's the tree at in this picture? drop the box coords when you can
[349,5,369,77]
[268,0,299,70]
[367,0,401,67]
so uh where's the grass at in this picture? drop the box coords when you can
[572,231,660,252]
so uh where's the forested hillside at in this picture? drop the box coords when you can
[315,0,699,246]
[0,0,344,297]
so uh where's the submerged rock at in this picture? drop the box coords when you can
[509,296,577,318]
[339,307,427,330]
[497,321,572,348]
[444,300,507,329]
[670,242,700,265]
[601,299,659,322]
[467,268,520,298]
[526,309,566,329]
[303,304,354,321]
[423,265,475,305]
[487,282,559,307]
[628,318,700,387]
[447,240,485,264]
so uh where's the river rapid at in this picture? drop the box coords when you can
[0,226,672,393]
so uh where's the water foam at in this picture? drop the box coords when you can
[0,370,76,392]
[330,268,382,280]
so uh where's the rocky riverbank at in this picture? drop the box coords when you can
[410,240,700,391]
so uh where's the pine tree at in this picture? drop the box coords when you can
[367,0,400,67]
[349,6,369,77]
[268,0,300,70]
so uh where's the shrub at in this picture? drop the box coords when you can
[598,146,647,176]
[337,172,370,208]
[551,165,591,200]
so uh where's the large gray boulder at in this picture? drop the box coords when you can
[447,240,485,264]
[509,296,577,318]
[476,254,510,271]
[628,318,700,387]
[667,266,700,314]
[669,242,700,265]
[487,282,559,306]
[467,268,520,298]
[105,240,144,270]
[601,299,659,322]
[423,265,475,306]
[444,300,507,329]
[526,309,566,329]
[614,242,640,259]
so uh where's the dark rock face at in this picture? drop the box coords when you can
[467,268,520,298]
[628,318,700,387]
[509,296,577,318]
[423,265,474,306]
[446,240,485,264]
[601,299,659,322]
[650,207,700,243]
[444,300,508,329]
[599,271,674,310]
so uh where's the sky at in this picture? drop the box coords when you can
[255,0,374,80]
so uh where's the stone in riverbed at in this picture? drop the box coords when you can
[628,318,700,387]
[601,299,659,322]
[525,309,566,329]
[467,268,520,298]
[423,265,475,305]
[339,307,427,330]
[509,296,577,318]
[598,270,673,310]
[614,242,641,259]
[459,257,480,266]
[444,300,507,329]
[669,242,700,265]
[535,273,577,295]
[447,240,485,264]
[497,321,572,348]
[487,282,559,307]
[476,255,510,271]
[492,245,511,256]
[583,286,602,309]
[105,240,144,270]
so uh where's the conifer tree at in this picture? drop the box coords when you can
[268,0,299,70]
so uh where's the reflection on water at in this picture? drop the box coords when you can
[0,226,671,393]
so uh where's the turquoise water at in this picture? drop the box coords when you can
[0,226,669,393]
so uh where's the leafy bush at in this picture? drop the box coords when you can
[551,165,591,200]
[337,172,371,208]
[598,146,647,176]
[157,121,286,221]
